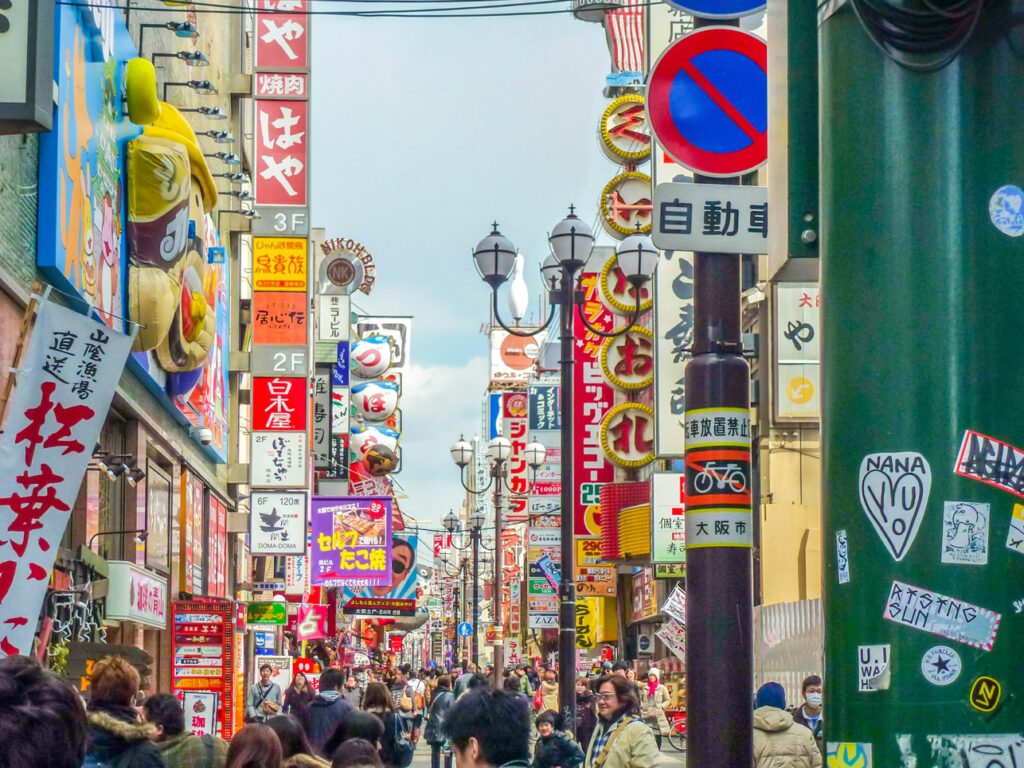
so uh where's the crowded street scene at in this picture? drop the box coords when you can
[0,0,1021,766]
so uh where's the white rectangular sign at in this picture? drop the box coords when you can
[250,491,307,555]
[653,250,692,458]
[251,431,308,488]
[653,183,769,254]
[775,283,820,421]
[0,302,132,655]
[318,295,350,342]
[105,561,169,628]
[183,692,218,736]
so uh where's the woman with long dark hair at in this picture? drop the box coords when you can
[284,673,317,717]
[361,683,413,768]
[226,724,283,768]
[266,715,328,766]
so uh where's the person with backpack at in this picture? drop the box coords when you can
[83,656,165,768]
[403,670,428,743]
[423,675,455,768]
[302,668,355,756]
[144,693,228,768]
[361,683,415,768]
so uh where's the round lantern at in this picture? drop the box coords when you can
[352,379,400,422]
[349,425,400,465]
[350,334,393,378]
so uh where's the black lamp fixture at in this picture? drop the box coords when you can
[91,449,145,487]
[219,188,253,200]
[214,171,250,183]
[180,106,227,120]
[201,130,234,144]
[163,80,217,101]
[88,529,149,551]
[204,151,240,165]
[152,50,209,68]
[139,22,198,57]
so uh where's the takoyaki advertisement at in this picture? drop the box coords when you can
[311,496,393,587]
[341,533,418,618]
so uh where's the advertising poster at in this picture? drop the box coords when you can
[183,692,218,736]
[252,238,307,291]
[0,302,132,655]
[311,496,392,587]
[490,328,544,387]
[575,538,616,597]
[172,600,235,740]
[527,514,559,629]
[341,533,419,617]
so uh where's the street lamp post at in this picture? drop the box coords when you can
[471,211,658,732]
[443,510,486,667]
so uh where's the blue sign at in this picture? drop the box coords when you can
[529,385,561,431]
[488,393,502,440]
[333,342,350,387]
[663,0,764,19]
[457,622,473,638]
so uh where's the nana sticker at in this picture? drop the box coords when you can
[1007,504,1024,556]
[826,742,872,768]
[941,501,989,565]
[836,529,850,584]
[857,644,891,692]
[920,645,961,686]
[989,185,1024,237]
[859,452,931,561]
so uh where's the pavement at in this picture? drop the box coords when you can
[407,739,687,767]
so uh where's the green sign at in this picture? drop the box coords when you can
[246,602,287,625]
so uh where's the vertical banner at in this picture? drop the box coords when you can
[0,302,132,655]
[503,392,530,524]
[310,496,392,587]
[574,272,616,536]
[172,600,236,740]
[653,250,693,458]
[775,283,820,420]
[651,472,686,564]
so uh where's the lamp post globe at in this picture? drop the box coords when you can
[469,511,486,531]
[442,511,458,534]
[615,232,659,288]
[473,225,518,288]
[524,440,547,469]
[450,436,473,468]
[549,209,595,272]
[540,253,563,292]
[487,436,513,462]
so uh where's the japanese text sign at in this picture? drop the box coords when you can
[254,0,309,72]
[529,384,561,431]
[652,183,768,254]
[251,431,307,488]
[254,100,308,207]
[253,292,307,345]
[651,473,686,563]
[250,491,307,555]
[253,237,308,291]
[576,537,616,596]
[503,392,531,501]
[255,72,308,99]
[653,250,693,458]
[775,283,820,420]
[252,377,308,431]
[311,496,392,586]
[0,302,132,655]
[172,600,235,739]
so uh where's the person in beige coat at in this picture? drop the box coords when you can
[584,676,660,768]
[753,683,822,768]
[640,668,671,749]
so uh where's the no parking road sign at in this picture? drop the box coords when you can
[663,0,765,18]
[647,27,767,178]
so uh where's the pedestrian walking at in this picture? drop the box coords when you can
[789,675,824,751]
[0,655,88,768]
[302,668,355,756]
[640,669,671,750]
[404,669,429,742]
[532,711,585,768]
[537,667,558,714]
[330,738,384,768]
[423,675,455,768]
[82,656,164,768]
[266,715,328,767]
[753,682,822,768]
[247,664,284,724]
[322,711,385,760]
[226,724,282,768]
[343,674,364,708]
[503,674,528,703]
[144,692,229,768]
[284,673,317,717]
[453,661,477,698]
[444,688,532,768]
[583,675,659,768]
[362,682,415,768]
[515,665,533,698]
[574,677,597,755]
[609,663,640,706]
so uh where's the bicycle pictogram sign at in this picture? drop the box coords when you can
[685,448,751,507]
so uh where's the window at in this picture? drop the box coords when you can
[146,466,171,572]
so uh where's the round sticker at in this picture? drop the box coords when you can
[921,645,961,686]
[989,185,1024,237]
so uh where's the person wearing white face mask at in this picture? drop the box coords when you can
[790,675,823,751]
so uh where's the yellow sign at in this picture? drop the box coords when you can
[969,675,1001,712]
[575,538,616,596]
[253,237,308,291]
[576,597,597,649]
[787,376,815,404]
[826,742,872,768]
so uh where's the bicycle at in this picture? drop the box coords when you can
[693,462,747,494]
[645,711,686,752]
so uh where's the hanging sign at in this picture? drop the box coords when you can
[600,328,655,390]
[252,377,308,431]
[252,238,308,291]
[172,600,236,740]
[310,496,392,586]
[601,403,656,467]
[254,0,310,71]
[251,431,307,488]
[647,27,768,177]
[253,292,308,346]
[600,171,653,239]
[250,491,307,555]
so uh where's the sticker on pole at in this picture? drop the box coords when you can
[662,0,765,19]
[647,27,767,178]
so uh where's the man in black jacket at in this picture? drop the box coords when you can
[300,667,354,755]
[423,675,455,768]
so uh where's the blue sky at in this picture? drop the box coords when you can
[311,11,620,530]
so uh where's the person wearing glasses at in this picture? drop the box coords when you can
[583,676,659,768]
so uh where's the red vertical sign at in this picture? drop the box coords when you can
[573,272,616,536]
[254,0,309,71]
[254,99,308,207]
[172,600,235,740]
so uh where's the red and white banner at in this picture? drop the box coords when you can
[503,392,530,524]
[0,302,132,655]
[255,72,308,99]
[254,99,308,207]
[606,0,644,74]
[254,0,309,72]
[252,377,308,431]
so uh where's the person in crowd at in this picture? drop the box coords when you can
[303,668,355,756]
[484,665,495,680]
[514,665,533,698]
[402,669,428,743]
[423,675,455,768]
[343,674,364,708]
[322,710,386,760]
[753,682,822,768]
[83,655,165,768]
[574,676,597,755]
[538,667,559,714]
[0,655,87,768]
[444,688,531,768]
[583,675,659,768]
[330,738,384,768]
[533,711,585,768]
[640,668,671,750]
[266,715,327,767]
[789,675,823,749]
[362,682,415,768]
[453,661,477,698]
[248,664,284,724]
[284,673,317,718]
[226,724,282,768]
[610,663,640,704]
[503,674,527,703]
[143,692,228,768]
[525,665,541,694]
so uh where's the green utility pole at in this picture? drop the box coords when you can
[820,3,1024,765]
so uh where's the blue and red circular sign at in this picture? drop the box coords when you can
[663,0,764,19]
[647,27,767,178]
